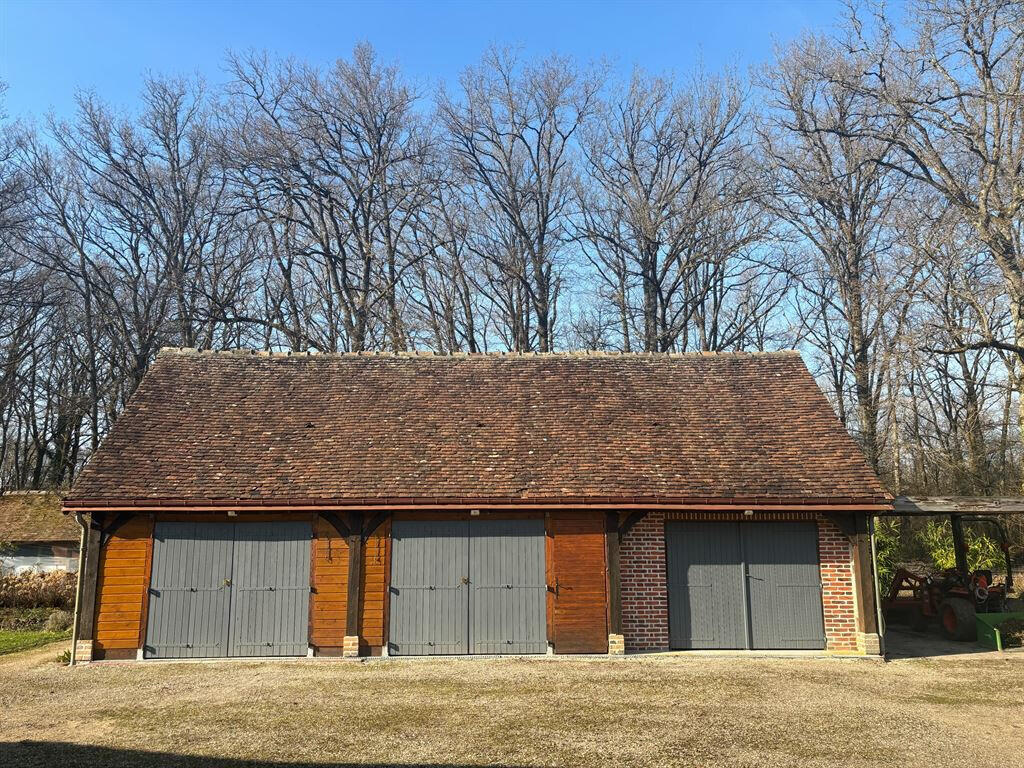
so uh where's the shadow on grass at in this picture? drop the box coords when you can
[1,742,533,768]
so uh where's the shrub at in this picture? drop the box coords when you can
[0,570,76,610]
[44,609,73,632]
[0,606,51,630]
[873,516,902,589]
[920,519,1003,573]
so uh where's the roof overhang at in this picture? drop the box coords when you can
[887,496,1024,516]
[63,496,893,514]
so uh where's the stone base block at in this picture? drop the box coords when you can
[608,633,625,656]
[857,631,882,656]
[74,640,94,664]
[342,635,361,658]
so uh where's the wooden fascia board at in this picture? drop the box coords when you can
[62,502,893,514]
[889,496,1024,515]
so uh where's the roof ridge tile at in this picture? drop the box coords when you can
[156,346,802,361]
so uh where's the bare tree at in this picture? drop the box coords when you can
[51,78,231,350]
[1,18,1020,505]
[579,68,781,352]
[762,34,917,473]
[833,0,1024,472]
[224,45,434,353]
[439,49,600,351]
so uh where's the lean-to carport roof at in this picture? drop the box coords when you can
[889,497,1024,515]
[66,349,888,508]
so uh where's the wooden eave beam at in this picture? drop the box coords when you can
[850,512,878,635]
[361,511,390,541]
[63,501,893,514]
[76,512,104,644]
[823,511,857,536]
[605,511,622,636]
[100,512,136,547]
[888,496,1024,516]
[618,510,648,538]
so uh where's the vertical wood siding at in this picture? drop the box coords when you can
[742,521,825,650]
[145,521,234,658]
[470,518,547,654]
[549,511,608,653]
[665,521,746,650]
[94,516,154,653]
[389,519,470,655]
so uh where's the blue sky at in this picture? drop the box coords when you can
[0,0,864,121]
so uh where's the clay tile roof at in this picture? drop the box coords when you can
[66,349,887,506]
[0,491,77,543]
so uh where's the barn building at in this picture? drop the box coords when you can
[64,348,888,661]
[1,491,79,574]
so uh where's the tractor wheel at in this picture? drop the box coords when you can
[938,598,976,641]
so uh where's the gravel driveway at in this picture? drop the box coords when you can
[2,642,1022,767]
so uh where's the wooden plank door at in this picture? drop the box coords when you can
[228,521,312,657]
[469,518,547,654]
[549,512,608,653]
[665,521,746,649]
[388,519,470,655]
[742,522,825,650]
[145,521,234,659]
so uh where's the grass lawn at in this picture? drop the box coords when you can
[1,641,1023,767]
[0,629,69,656]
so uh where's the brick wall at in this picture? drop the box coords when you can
[620,512,860,653]
[621,509,670,651]
[816,515,858,651]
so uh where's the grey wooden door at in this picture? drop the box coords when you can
[228,521,312,657]
[146,521,234,659]
[389,519,470,655]
[469,518,547,654]
[389,518,547,655]
[666,521,746,650]
[666,521,825,651]
[146,521,311,659]
[742,522,825,650]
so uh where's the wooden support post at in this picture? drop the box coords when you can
[344,512,364,656]
[75,512,104,662]
[850,513,878,636]
[950,514,969,580]
[605,511,624,654]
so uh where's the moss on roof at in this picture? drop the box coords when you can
[0,492,77,543]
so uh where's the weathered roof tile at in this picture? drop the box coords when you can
[67,349,886,504]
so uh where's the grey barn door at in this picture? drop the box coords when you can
[666,521,825,651]
[666,522,746,650]
[145,522,234,659]
[743,522,825,650]
[389,519,471,655]
[229,522,312,657]
[389,518,547,655]
[146,521,311,659]
[469,518,547,654]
